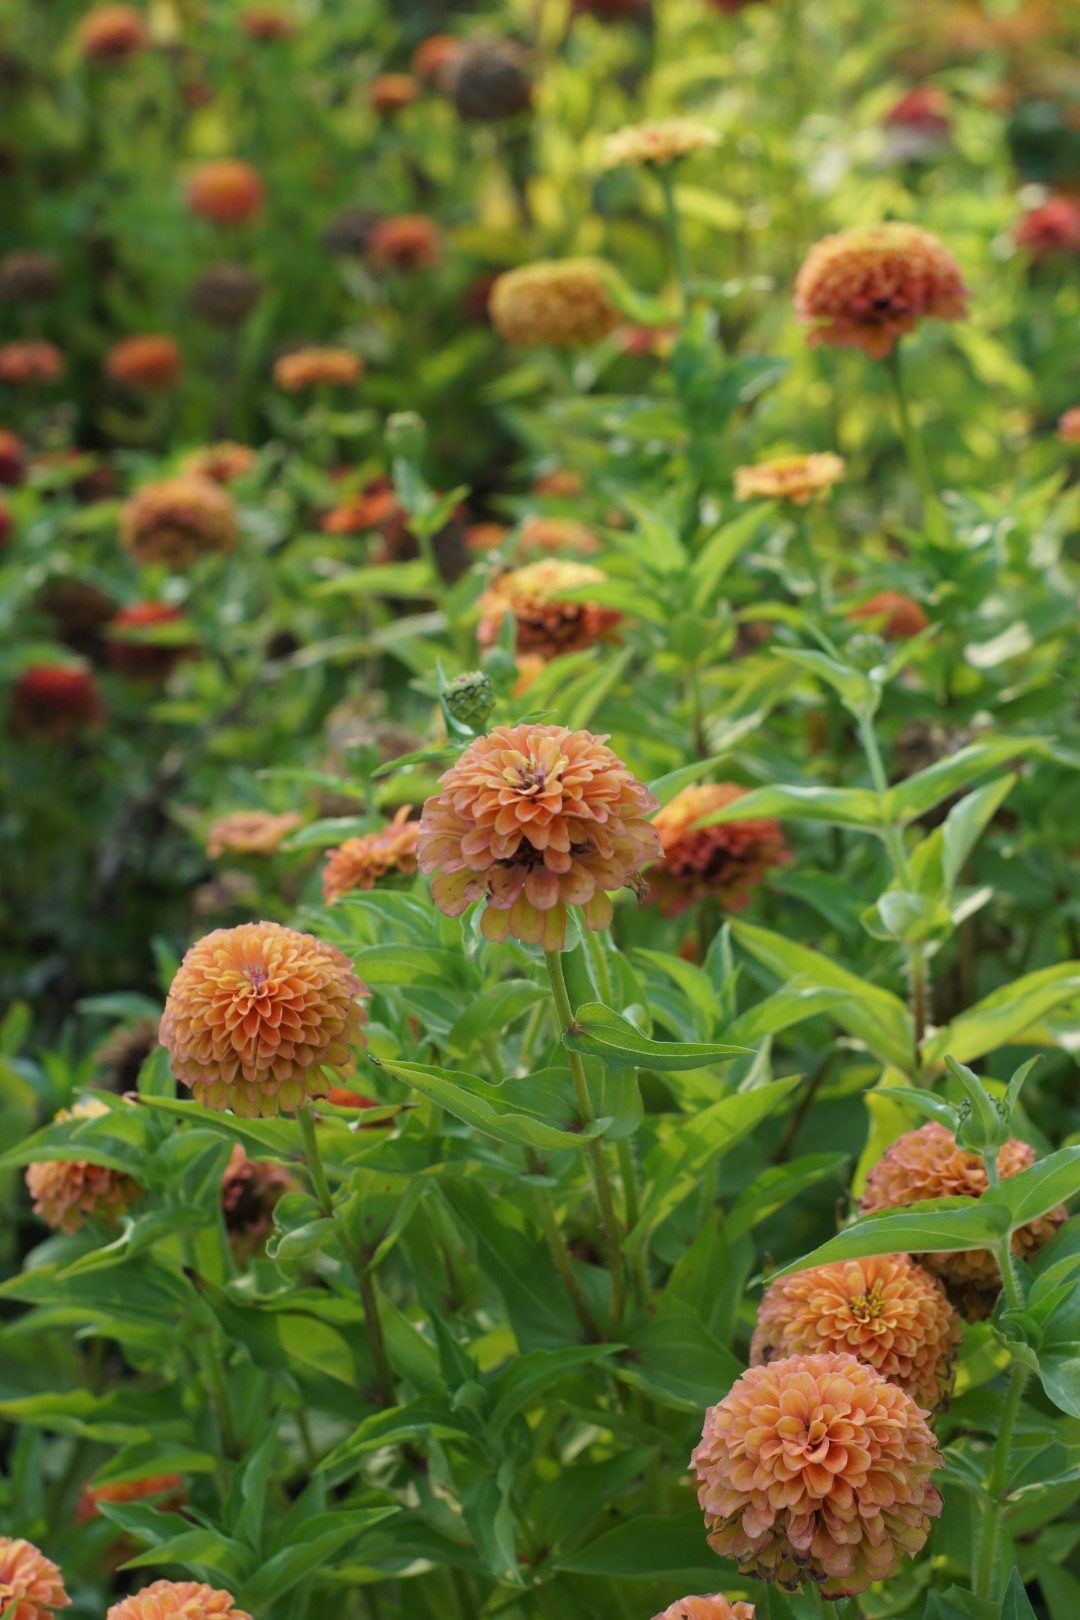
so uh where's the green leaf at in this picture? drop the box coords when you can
[726,1154,849,1240]
[691,782,884,831]
[1000,1570,1039,1620]
[241,1510,398,1608]
[564,1002,749,1072]
[1036,1292,1080,1417]
[319,1399,471,1482]
[984,1146,1080,1230]
[873,1087,959,1130]
[648,752,747,807]
[554,1509,723,1580]
[774,1197,1012,1277]
[885,738,1050,824]
[775,647,877,716]
[371,1055,606,1150]
[487,1346,618,1439]
[941,775,1017,893]
[925,964,1080,1066]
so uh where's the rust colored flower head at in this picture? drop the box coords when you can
[885,86,951,137]
[77,1473,184,1524]
[450,37,532,122]
[653,1599,755,1620]
[412,34,465,87]
[0,1537,70,1620]
[847,590,928,640]
[186,160,265,227]
[159,921,368,1116]
[205,810,303,858]
[190,264,264,326]
[735,453,845,505]
[107,603,190,681]
[107,1583,251,1620]
[1058,406,1080,445]
[105,335,183,393]
[1015,196,1080,258]
[649,783,789,917]
[371,73,420,114]
[10,664,103,740]
[465,521,511,554]
[181,442,257,484]
[322,807,421,903]
[418,723,660,948]
[122,477,237,570]
[25,1099,139,1234]
[0,429,25,486]
[860,1122,1067,1296]
[0,341,64,386]
[794,225,968,359]
[477,559,621,661]
[79,5,147,62]
[490,260,622,348]
[1,250,61,304]
[602,118,719,169]
[221,1143,296,1258]
[240,8,295,40]
[366,215,443,273]
[692,1351,943,1598]
[273,347,363,391]
[751,1255,960,1412]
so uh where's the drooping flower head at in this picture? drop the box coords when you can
[489,260,623,347]
[221,1143,296,1258]
[186,160,265,227]
[121,477,238,570]
[159,922,368,1116]
[106,603,191,681]
[751,1255,960,1411]
[653,1599,755,1620]
[449,37,532,122]
[847,590,928,640]
[0,1537,70,1620]
[477,559,621,661]
[205,810,304,859]
[366,215,443,273]
[79,5,147,62]
[0,341,64,385]
[860,1122,1067,1312]
[794,224,968,358]
[1014,196,1080,258]
[273,347,363,391]
[602,118,719,169]
[10,664,103,739]
[418,724,660,948]
[735,453,845,505]
[105,335,183,393]
[190,264,264,326]
[322,807,421,903]
[649,783,789,916]
[25,1099,140,1234]
[107,1582,251,1620]
[692,1351,943,1597]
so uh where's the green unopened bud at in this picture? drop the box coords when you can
[846,632,888,672]
[945,1054,1010,1157]
[385,410,426,462]
[443,670,495,734]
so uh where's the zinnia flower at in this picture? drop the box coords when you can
[205,810,303,858]
[79,5,147,62]
[602,118,719,169]
[418,723,660,948]
[860,1122,1067,1310]
[692,1352,943,1597]
[10,664,103,739]
[847,590,928,639]
[180,443,257,484]
[0,1537,69,1620]
[0,428,25,486]
[105,335,183,392]
[25,1100,139,1234]
[106,603,191,680]
[190,264,264,326]
[751,1255,960,1412]
[735,453,844,505]
[0,341,64,385]
[371,73,420,114]
[794,224,968,358]
[186,160,265,226]
[77,1474,183,1523]
[240,8,295,40]
[477,559,621,660]
[323,807,422,902]
[121,477,238,569]
[107,1582,251,1620]
[1057,406,1080,444]
[366,215,443,273]
[489,260,623,347]
[885,86,951,138]
[273,347,363,391]
[159,921,368,1116]
[0,250,61,304]
[411,35,464,87]
[516,515,602,557]
[221,1143,296,1258]
[653,1600,755,1620]
[649,783,789,916]
[1014,196,1080,257]
[449,38,532,122]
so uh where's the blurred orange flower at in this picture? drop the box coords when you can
[106,603,190,681]
[847,590,929,638]
[649,783,789,916]
[0,1537,69,1620]
[366,215,443,273]
[79,6,147,62]
[274,347,363,391]
[0,341,64,385]
[795,225,968,358]
[477,559,621,660]
[25,1100,139,1234]
[121,477,238,569]
[105,335,183,392]
[735,453,845,505]
[10,664,103,739]
[187,160,266,226]
[205,810,304,858]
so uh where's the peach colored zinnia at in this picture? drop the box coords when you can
[0,341,64,386]
[25,1100,140,1234]
[186,160,265,227]
[105,335,183,392]
[121,476,238,569]
[751,1255,960,1412]
[477,559,621,661]
[653,1600,755,1620]
[1057,406,1080,444]
[735,453,845,505]
[692,1351,943,1597]
[159,921,368,1116]
[0,1537,70,1620]
[107,1582,251,1620]
[273,347,363,391]
[602,118,719,169]
[847,590,928,640]
[418,723,660,948]
[649,783,789,916]
[322,806,421,902]
[181,442,257,484]
[489,260,622,347]
[79,5,147,62]
[794,224,968,359]
[206,810,303,858]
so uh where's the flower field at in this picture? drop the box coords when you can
[3,1,1080,1617]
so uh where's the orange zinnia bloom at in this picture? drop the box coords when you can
[795,225,967,358]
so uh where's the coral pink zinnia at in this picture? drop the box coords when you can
[221,1143,296,1259]
[653,1600,755,1620]
[1014,196,1080,258]
[107,1582,251,1620]
[418,724,660,948]
[0,1537,70,1620]
[794,224,968,358]
[25,1099,140,1234]
[649,783,789,916]
[159,921,368,1116]
[692,1351,943,1597]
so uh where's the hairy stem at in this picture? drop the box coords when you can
[974,1361,1027,1600]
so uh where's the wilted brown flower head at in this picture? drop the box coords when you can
[190,264,264,326]
[1058,406,1080,445]
[366,215,443,273]
[181,442,257,484]
[121,477,238,570]
[692,1352,943,1597]
[653,1599,755,1620]
[477,559,621,661]
[107,603,190,680]
[186,160,265,226]
[412,34,465,87]
[1015,196,1080,257]
[322,206,382,257]
[79,5,147,62]
[0,341,64,386]
[649,783,789,916]
[273,347,363,391]
[602,118,719,169]
[371,73,420,114]
[847,590,928,640]
[794,225,968,358]
[751,1255,960,1412]
[105,334,183,392]
[885,86,951,137]
[490,260,622,347]
[322,806,421,902]
[735,453,845,505]
[0,250,60,304]
[240,8,295,40]
[107,1583,251,1620]
[860,1122,1067,1299]
[10,664,103,739]
[77,1473,184,1524]
[25,1099,139,1234]
[418,723,660,948]
[0,1537,70,1620]
[449,37,532,122]
[206,810,303,858]
[159,921,368,1116]
[221,1143,296,1258]
[0,429,25,486]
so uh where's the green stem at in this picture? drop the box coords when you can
[974,1361,1027,1600]
[884,344,942,532]
[794,509,827,617]
[544,949,626,1334]
[658,168,690,319]
[528,1155,602,1341]
[617,1137,649,1298]
[181,1235,240,1462]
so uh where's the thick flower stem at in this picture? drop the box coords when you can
[298,1105,394,1406]
[544,948,627,1334]
[974,1360,1027,1600]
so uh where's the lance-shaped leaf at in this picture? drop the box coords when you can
[772,1197,1012,1278]
[983,1146,1080,1230]
[689,781,885,832]
[371,1055,608,1150]
[925,963,1080,1066]
[884,737,1050,825]
[564,1002,750,1072]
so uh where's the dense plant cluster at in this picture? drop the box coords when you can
[2,1,1080,1618]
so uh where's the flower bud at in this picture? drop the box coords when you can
[442,670,495,733]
